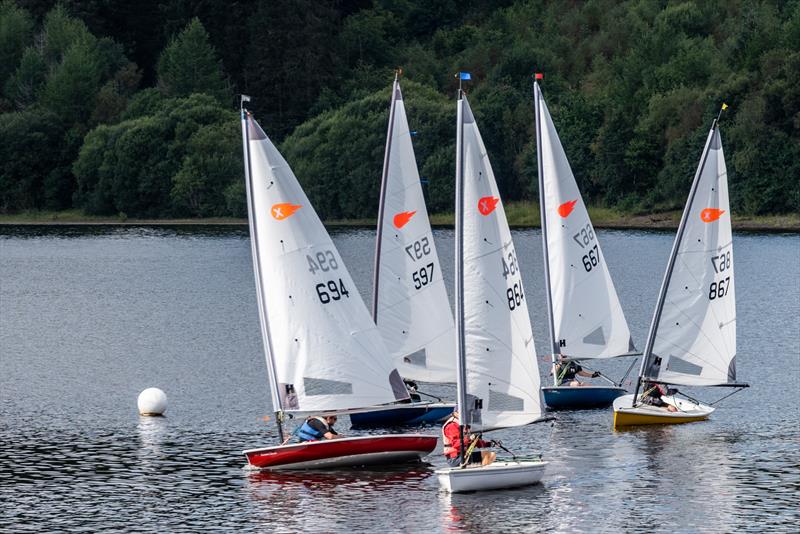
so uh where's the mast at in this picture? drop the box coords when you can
[372,72,400,322]
[454,86,468,464]
[632,118,719,405]
[240,97,285,442]
[533,79,560,386]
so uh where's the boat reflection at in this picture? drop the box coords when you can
[243,465,436,531]
[438,483,548,532]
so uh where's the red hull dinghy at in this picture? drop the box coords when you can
[240,103,437,470]
[244,434,437,470]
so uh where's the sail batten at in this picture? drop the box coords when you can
[374,80,456,383]
[534,82,634,365]
[457,94,543,430]
[242,112,408,414]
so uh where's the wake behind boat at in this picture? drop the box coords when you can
[435,79,547,493]
[533,78,637,410]
[613,106,748,428]
[239,96,436,467]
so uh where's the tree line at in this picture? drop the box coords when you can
[1,0,797,219]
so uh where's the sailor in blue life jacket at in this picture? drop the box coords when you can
[555,354,600,386]
[296,415,341,442]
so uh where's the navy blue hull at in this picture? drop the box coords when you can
[542,386,627,410]
[349,404,455,428]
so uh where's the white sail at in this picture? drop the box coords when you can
[647,127,737,386]
[242,113,409,413]
[459,95,543,430]
[374,80,456,382]
[536,83,634,360]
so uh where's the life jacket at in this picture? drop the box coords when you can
[441,415,460,457]
[296,416,329,442]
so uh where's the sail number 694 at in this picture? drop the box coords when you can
[316,279,350,304]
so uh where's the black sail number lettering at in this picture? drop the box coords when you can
[307,249,339,274]
[316,278,350,304]
[412,263,435,289]
[405,237,432,261]
[581,244,599,272]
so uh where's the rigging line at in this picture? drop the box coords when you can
[710,386,747,406]
[619,357,639,386]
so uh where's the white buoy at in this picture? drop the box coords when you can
[138,388,167,416]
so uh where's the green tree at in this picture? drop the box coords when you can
[0,108,65,211]
[171,118,241,217]
[282,80,453,219]
[0,0,34,91]
[156,17,227,102]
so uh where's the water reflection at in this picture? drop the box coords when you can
[136,415,167,463]
[244,466,434,531]
[1,227,798,531]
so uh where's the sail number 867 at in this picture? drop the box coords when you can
[708,277,730,300]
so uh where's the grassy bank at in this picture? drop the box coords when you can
[1,204,798,232]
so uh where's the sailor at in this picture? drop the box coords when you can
[640,382,678,412]
[441,411,496,467]
[296,415,342,442]
[555,354,600,386]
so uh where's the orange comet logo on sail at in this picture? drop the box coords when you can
[558,199,578,218]
[393,211,417,229]
[700,208,725,223]
[271,203,302,220]
[478,196,500,216]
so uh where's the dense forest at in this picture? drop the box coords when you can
[0,0,798,219]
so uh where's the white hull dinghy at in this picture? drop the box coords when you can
[239,97,436,468]
[614,106,748,428]
[436,460,547,493]
[437,78,548,493]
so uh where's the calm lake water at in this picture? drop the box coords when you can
[1,225,798,533]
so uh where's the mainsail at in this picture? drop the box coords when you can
[373,79,456,383]
[641,125,737,387]
[456,93,543,430]
[241,111,409,414]
[534,81,634,361]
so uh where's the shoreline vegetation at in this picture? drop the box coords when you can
[1,204,797,232]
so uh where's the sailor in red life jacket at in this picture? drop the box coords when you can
[441,411,496,467]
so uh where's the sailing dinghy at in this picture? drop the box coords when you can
[355,75,456,428]
[239,99,437,468]
[533,79,636,410]
[614,109,748,427]
[435,85,548,493]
